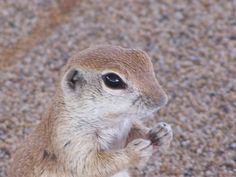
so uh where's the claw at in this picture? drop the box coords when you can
[148,122,173,146]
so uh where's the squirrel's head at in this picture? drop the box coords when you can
[60,45,167,126]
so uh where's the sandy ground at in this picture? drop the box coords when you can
[0,0,236,177]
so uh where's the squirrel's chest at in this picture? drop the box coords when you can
[99,120,132,150]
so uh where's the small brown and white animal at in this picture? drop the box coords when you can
[8,45,173,177]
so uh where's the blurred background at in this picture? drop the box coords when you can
[0,0,235,177]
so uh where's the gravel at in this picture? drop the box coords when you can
[0,0,235,177]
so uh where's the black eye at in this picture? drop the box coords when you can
[102,73,127,89]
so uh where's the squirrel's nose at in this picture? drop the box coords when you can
[142,83,168,109]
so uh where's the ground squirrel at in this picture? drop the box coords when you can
[8,45,173,177]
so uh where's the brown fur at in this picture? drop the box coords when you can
[8,45,172,177]
[68,45,167,106]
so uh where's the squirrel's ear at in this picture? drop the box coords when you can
[66,69,86,90]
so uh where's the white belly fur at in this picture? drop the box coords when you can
[99,119,132,150]
[112,171,130,177]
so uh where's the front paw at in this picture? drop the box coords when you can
[126,138,153,167]
[148,122,173,147]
